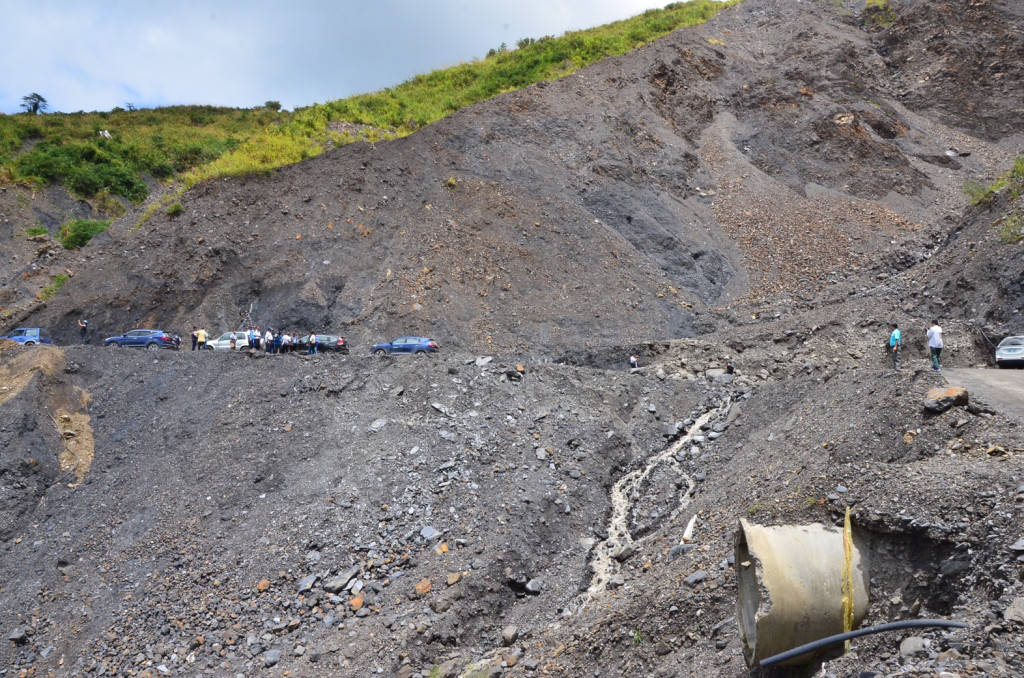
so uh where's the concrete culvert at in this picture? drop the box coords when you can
[735,519,870,668]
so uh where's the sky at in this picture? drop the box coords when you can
[1,0,678,115]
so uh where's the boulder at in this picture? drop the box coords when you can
[922,386,968,413]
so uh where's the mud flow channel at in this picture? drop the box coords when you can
[584,400,730,599]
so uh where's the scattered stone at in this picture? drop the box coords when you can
[263,649,282,667]
[939,560,970,578]
[899,636,927,657]
[413,578,432,598]
[525,578,543,595]
[324,566,361,593]
[296,574,318,593]
[1011,538,1024,552]
[7,627,27,644]
[502,625,519,646]
[685,570,708,586]
[669,544,694,562]
[420,526,441,540]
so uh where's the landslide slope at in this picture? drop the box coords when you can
[4,0,1021,354]
[1,1,1024,678]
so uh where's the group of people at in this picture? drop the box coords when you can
[189,327,321,355]
[888,320,943,372]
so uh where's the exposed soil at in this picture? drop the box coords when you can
[1,0,1023,677]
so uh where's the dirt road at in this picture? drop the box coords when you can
[944,368,1024,422]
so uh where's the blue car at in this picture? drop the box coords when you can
[104,329,178,350]
[0,328,53,346]
[371,336,439,356]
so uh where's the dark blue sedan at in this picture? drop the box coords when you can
[104,329,178,350]
[371,336,439,356]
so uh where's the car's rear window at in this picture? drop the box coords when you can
[998,336,1024,347]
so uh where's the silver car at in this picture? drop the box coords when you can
[995,336,1024,368]
[206,332,251,351]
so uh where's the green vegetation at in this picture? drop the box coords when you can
[862,0,897,29]
[964,156,1024,243]
[166,202,184,217]
[38,273,68,300]
[59,219,110,249]
[996,214,1022,244]
[0,105,278,202]
[1,0,737,202]
[632,628,644,645]
[24,226,48,237]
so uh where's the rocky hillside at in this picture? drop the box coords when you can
[1,0,1023,677]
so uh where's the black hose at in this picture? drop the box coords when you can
[759,618,968,668]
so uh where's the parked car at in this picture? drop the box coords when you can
[295,334,349,354]
[995,335,1024,368]
[0,328,53,346]
[371,336,439,356]
[104,329,178,350]
[205,332,251,351]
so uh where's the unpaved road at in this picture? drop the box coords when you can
[944,368,1024,422]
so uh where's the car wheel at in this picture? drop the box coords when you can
[108,342,120,347]
[375,348,388,356]
[24,341,35,346]
[415,350,426,355]
[147,342,159,351]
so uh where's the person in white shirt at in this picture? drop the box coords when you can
[927,320,943,372]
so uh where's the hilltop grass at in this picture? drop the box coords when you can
[2,0,738,200]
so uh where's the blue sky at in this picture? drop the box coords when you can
[1,0,677,114]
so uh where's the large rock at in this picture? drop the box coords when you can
[922,386,968,413]
[323,566,361,594]
[1005,597,1024,624]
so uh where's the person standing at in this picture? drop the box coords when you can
[229,331,237,351]
[889,323,902,371]
[264,328,273,353]
[190,326,199,351]
[307,331,318,355]
[196,327,208,351]
[78,318,89,344]
[629,355,639,369]
[927,320,943,372]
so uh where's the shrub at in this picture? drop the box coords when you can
[166,202,184,217]
[59,219,110,249]
[863,0,897,29]
[38,273,68,300]
[24,226,48,236]
[94,188,127,218]
[996,214,1022,244]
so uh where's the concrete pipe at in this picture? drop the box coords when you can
[735,519,870,667]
